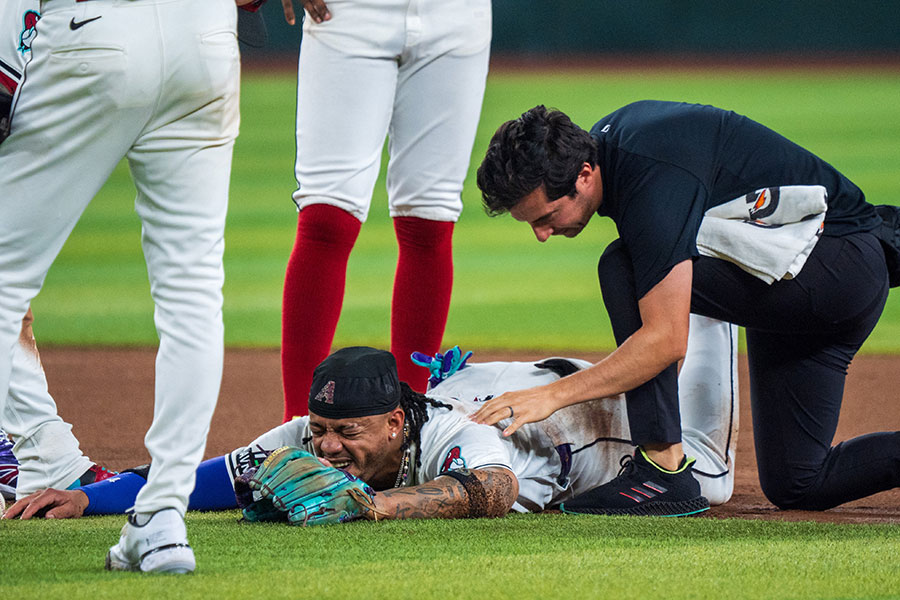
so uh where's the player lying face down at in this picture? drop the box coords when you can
[4,316,739,523]
[4,347,521,522]
[5,347,523,522]
[240,346,520,522]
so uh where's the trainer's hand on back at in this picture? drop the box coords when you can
[2,488,89,520]
[470,386,563,436]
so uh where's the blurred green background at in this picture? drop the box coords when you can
[29,66,900,352]
[243,1,900,58]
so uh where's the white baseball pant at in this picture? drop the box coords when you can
[293,0,492,223]
[10,312,94,496]
[678,314,740,505]
[0,0,240,515]
[1,0,96,495]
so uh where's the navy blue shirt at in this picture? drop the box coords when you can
[591,100,879,298]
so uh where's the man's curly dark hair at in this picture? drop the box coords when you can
[476,105,597,216]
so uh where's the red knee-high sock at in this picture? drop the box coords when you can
[281,204,361,421]
[391,217,455,392]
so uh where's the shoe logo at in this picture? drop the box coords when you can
[619,481,667,503]
[70,15,102,30]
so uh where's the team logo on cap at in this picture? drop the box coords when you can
[314,380,335,404]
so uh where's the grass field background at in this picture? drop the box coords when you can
[28,65,900,351]
[4,511,900,598]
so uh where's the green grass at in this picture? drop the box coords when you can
[2,511,899,599]
[28,66,900,352]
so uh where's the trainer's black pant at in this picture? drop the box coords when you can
[598,231,900,509]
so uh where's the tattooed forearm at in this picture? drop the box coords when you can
[367,467,519,520]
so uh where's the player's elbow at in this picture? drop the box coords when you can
[671,337,688,364]
[666,316,691,363]
[494,470,519,517]
[648,327,688,368]
[472,468,519,518]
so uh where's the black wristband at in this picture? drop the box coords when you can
[440,469,488,518]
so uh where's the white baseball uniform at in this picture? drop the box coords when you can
[0,0,240,515]
[229,315,739,510]
[293,0,492,222]
[1,0,97,495]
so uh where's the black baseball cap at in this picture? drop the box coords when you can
[308,347,402,419]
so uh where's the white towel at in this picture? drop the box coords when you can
[696,185,827,284]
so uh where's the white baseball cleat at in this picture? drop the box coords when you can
[105,508,196,574]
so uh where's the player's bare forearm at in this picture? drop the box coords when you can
[366,467,518,520]
[555,308,689,402]
[545,258,692,402]
[471,260,693,435]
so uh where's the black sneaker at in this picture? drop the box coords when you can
[560,448,710,517]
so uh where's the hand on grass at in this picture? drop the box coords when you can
[2,488,89,520]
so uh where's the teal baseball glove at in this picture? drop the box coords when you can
[243,446,382,526]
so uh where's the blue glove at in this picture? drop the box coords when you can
[410,346,473,389]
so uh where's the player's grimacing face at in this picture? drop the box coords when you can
[308,412,399,488]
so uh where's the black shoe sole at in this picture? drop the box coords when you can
[560,496,710,517]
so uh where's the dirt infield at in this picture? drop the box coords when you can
[39,347,899,524]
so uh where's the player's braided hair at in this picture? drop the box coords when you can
[476,105,597,216]
[398,381,451,470]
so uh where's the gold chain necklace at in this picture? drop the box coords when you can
[393,422,412,488]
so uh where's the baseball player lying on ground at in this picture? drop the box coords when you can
[5,315,738,523]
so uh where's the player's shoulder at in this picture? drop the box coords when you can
[415,395,513,482]
[418,394,498,446]
[248,415,311,453]
[592,100,731,139]
[591,100,664,136]
[421,395,470,426]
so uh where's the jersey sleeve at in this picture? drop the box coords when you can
[615,161,709,298]
[417,410,514,483]
[225,417,311,485]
